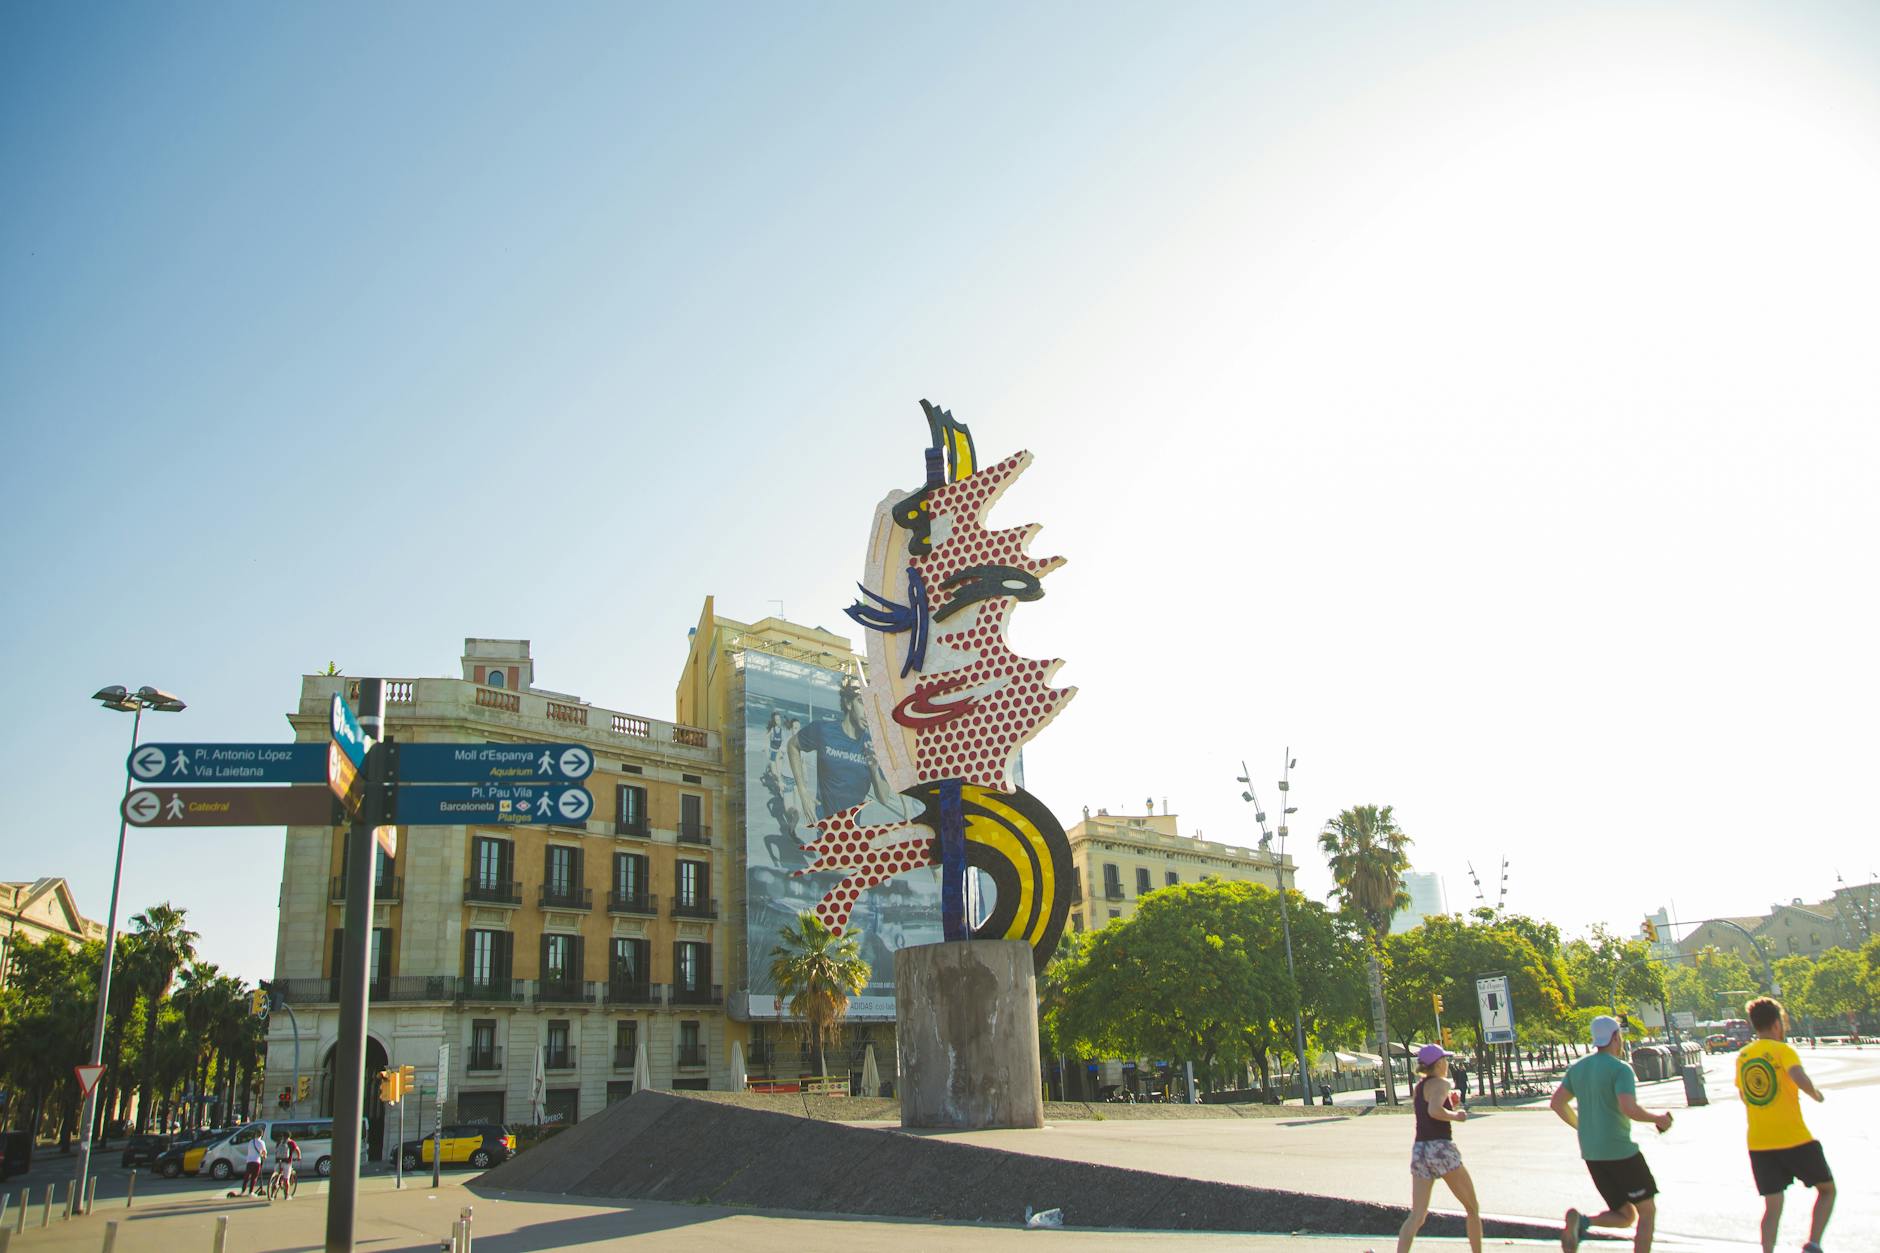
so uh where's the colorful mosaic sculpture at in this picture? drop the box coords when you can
[793,402,1076,972]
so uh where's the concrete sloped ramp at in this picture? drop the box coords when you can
[475,1090,1560,1239]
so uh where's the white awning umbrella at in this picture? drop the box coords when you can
[530,1044,546,1124]
[1332,1050,1383,1069]
[730,1040,747,1092]
[633,1030,652,1093]
[860,1043,880,1097]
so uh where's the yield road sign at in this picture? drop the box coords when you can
[397,742,594,784]
[130,742,326,784]
[330,693,371,769]
[394,783,593,826]
[123,786,342,828]
[75,1063,106,1097]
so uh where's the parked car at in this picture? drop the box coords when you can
[158,1118,363,1179]
[396,1124,515,1171]
[120,1133,172,1168]
[1704,1033,1742,1054]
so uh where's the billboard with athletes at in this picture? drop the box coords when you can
[741,648,942,1020]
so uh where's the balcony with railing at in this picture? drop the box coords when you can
[464,877,522,906]
[456,976,526,1004]
[330,875,403,903]
[670,982,723,1007]
[677,1046,706,1069]
[606,890,657,917]
[604,979,663,1007]
[539,884,593,911]
[611,1044,640,1070]
[543,1044,578,1071]
[670,896,719,920]
[1103,882,1125,901]
[613,818,650,839]
[278,975,453,1004]
[676,821,712,846]
[301,677,717,763]
[466,1045,504,1073]
[745,1040,773,1068]
[533,979,598,1006]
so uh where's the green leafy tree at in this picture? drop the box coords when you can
[1802,947,1868,1028]
[129,903,198,1130]
[1774,955,1817,1025]
[768,913,870,1079]
[0,935,97,1143]
[1564,925,1664,1016]
[1319,805,1412,1102]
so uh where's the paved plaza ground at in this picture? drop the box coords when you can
[3,1048,1869,1251]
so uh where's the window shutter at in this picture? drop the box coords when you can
[540,934,551,983]
[573,935,586,983]
[331,929,344,978]
[499,931,514,981]
[462,930,474,983]
[672,941,682,988]
[701,943,712,986]
[500,839,514,882]
[573,847,584,891]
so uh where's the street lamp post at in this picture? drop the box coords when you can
[75,685,185,1212]
[1238,751,1312,1106]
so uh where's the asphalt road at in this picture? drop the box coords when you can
[915,1047,1879,1251]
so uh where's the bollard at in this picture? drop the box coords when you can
[42,1184,54,1228]
[1,1223,10,1253]
[127,1172,137,1209]
[212,1214,229,1253]
[87,1176,98,1215]
[461,1206,473,1253]
[450,1220,463,1253]
[15,1189,25,1233]
[103,1220,119,1253]
[0,1192,9,1229]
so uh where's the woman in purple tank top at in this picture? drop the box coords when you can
[1397,1043,1483,1252]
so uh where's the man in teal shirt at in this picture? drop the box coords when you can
[1550,1015,1675,1252]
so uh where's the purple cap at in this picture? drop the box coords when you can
[1416,1043,1451,1066]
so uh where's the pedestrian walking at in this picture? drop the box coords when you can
[1551,1015,1673,1253]
[1396,1043,1482,1253]
[1737,996,1833,1253]
[234,1128,268,1197]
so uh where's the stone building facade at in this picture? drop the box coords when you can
[1065,809,1294,932]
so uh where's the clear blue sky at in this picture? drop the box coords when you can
[5,3,1879,983]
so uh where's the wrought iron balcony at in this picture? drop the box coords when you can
[607,891,657,917]
[676,821,712,846]
[464,877,522,906]
[330,875,402,903]
[539,885,593,911]
[466,1046,503,1073]
[676,1047,706,1068]
[670,982,723,1007]
[604,979,662,1007]
[613,819,649,838]
[611,1045,639,1070]
[455,976,525,1004]
[1104,884,1125,901]
[670,896,719,920]
[543,1045,577,1071]
[534,979,597,1006]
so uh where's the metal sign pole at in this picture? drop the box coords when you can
[324,680,385,1253]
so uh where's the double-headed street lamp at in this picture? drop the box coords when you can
[74,685,185,1211]
[1238,750,1310,1106]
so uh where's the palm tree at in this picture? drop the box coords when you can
[768,913,870,1080]
[1319,805,1412,1103]
[130,904,198,1130]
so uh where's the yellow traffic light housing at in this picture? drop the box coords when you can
[399,1064,416,1095]
[1432,992,1445,1016]
[1441,1027,1454,1048]
[378,1069,400,1103]
[250,988,269,1016]
[296,1075,312,1101]
[1642,918,1659,943]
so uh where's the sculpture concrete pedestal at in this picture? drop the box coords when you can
[894,939,1044,1129]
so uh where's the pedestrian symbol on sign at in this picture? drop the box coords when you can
[165,794,186,820]
[173,750,190,774]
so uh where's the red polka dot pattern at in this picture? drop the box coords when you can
[793,803,939,936]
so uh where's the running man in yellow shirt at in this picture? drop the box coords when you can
[1736,997,1833,1253]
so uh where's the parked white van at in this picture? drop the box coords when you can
[195,1117,365,1180]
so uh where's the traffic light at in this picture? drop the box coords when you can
[378,1069,402,1104]
[1642,918,1659,943]
[296,1075,312,1101]
[399,1064,416,1096]
[1441,1027,1454,1048]
[1432,992,1445,1016]
[250,987,269,1016]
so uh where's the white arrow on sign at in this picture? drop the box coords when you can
[75,1063,106,1098]
[131,746,168,779]
[125,791,161,824]
[558,747,592,779]
[558,788,592,822]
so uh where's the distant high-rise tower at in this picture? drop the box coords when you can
[1390,871,1450,934]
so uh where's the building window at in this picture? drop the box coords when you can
[545,845,579,897]
[1135,867,1151,895]
[678,1020,703,1068]
[1071,913,1083,933]
[469,1020,498,1071]
[543,933,582,986]
[610,937,648,992]
[675,941,709,993]
[545,1020,572,1070]
[464,929,512,990]
[677,860,709,910]
[616,785,647,835]
[472,836,512,890]
[613,1019,638,1070]
[1108,909,1121,921]
[487,670,505,689]
[1103,864,1122,899]
[679,793,705,841]
[612,852,647,903]
[1166,871,1179,886]
[606,1080,634,1105]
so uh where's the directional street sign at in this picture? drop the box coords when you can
[330,693,371,769]
[398,742,594,784]
[124,786,342,828]
[394,783,593,827]
[1475,972,1516,1044]
[328,742,364,816]
[129,742,327,784]
[75,1063,106,1098]
[375,824,398,857]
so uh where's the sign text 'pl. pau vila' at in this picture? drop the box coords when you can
[394,782,593,827]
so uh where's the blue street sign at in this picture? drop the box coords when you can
[330,693,369,769]
[394,783,594,827]
[398,743,594,784]
[129,742,326,784]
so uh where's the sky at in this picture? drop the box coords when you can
[4,3,1878,985]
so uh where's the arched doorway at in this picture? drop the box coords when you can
[320,1036,389,1161]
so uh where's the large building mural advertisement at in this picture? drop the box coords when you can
[740,648,941,1019]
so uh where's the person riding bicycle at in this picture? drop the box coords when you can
[275,1131,301,1198]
